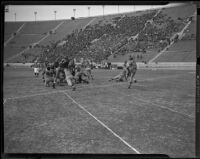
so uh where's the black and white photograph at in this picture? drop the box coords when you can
[3,2,197,158]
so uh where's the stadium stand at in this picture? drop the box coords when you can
[4,22,25,48]
[20,20,63,34]
[40,17,94,46]
[4,47,24,60]
[181,20,196,41]
[4,34,12,42]
[154,40,196,62]
[4,3,196,64]
[4,22,24,41]
[152,7,196,63]
[4,34,45,62]
[8,34,44,47]
[161,3,196,20]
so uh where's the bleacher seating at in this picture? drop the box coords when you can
[8,34,44,47]
[181,20,196,40]
[4,47,24,60]
[162,4,196,21]
[4,3,196,63]
[40,17,94,46]
[20,20,63,34]
[154,40,196,62]
[4,34,44,61]
[4,35,11,42]
[4,22,24,41]
[4,22,24,34]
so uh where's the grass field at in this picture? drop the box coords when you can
[3,66,195,157]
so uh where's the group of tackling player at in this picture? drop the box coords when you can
[32,54,137,90]
[109,55,137,89]
[32,56,94,91]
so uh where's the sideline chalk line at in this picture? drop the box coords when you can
[3,82,144,102]
[5,90,66,101]
[62,91,141,154]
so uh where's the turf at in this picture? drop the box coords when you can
[3,66,195,157]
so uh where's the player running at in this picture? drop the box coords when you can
[74,65,89,84]
[53,59,64,85]
[68,58,76,76]
[42,64,56,88]
[85,60,94,80]
[127,55,137,89]
[62,56,76,91]
[33,62,40,77]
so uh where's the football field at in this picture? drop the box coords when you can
[3,66,196,157]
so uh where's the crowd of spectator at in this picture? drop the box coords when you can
[135,11,185,52]
[36,11,157,62]
[38,9,192,63]
[84,11,157,61]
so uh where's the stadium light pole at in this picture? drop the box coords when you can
[117,5,119,14]
[34,11,37,22]
[14,13,16,22]
[102,5,105,17]
[73,9,76,18]
[88,7,90,17]
[54,11,57,20]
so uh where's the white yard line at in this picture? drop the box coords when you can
[4,72,193,123]
[3,83,142,102]
[5,90,65,101]
[62,91,141,154]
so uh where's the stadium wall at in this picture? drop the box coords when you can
[4,62,196,70]
[111,62,196,69]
